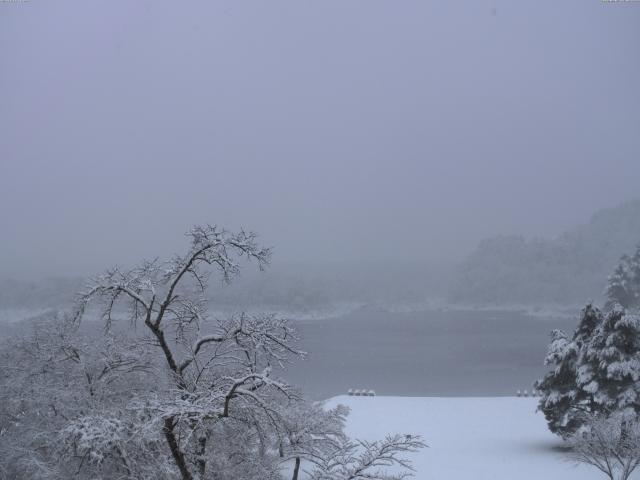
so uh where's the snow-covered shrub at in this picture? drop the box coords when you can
[568,413,640,480]
[306,434,426,480]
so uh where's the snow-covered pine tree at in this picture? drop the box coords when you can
[539,301,640,438]
[587,307,640,418]
[574,305,607,415]
[606,245,640,312]
[536,329,583,437]
[536,305,603,437]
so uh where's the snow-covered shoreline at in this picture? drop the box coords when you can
[0,298,581,327]
[213,298,581,322]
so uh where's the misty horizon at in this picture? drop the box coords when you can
[0,196,638,283]
[2,3,640,480]
[2,0,640,279]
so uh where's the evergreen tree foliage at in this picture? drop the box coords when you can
[588,307,640,417]
[535,305,601,437]
[535,328,583,437]
[537,303,640,437]
[606,244,640,312]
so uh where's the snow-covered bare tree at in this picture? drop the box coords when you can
[1,224,426,480]
[568,414,640,480]
[0,311,163,480]
[277,400,349,480]
[73,225,305,480]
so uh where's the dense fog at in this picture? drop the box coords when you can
[2,0,640,282]
[2,2,640,480]
[2,199,640,315]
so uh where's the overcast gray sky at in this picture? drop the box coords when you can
[1,0,639,278]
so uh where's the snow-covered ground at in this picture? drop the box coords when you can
[323,396,610,480]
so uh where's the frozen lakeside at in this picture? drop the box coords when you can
[322,396,609,480]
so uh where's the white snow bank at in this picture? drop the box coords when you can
[323,396,609,480]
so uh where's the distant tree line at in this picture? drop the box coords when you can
[0,260,455,317]
[449,199,640,306]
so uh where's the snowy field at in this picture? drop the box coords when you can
[323,396,613,480]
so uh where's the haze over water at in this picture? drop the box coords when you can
[284,307,576,399]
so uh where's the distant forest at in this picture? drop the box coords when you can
[2,200,640,315]
[449,199,640,306]
[0,262,454,314]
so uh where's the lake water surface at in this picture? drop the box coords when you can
[282,306,578,399]
[0,305,579,400]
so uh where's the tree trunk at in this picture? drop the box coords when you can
[163,417,193,480]
[291,457,301,480]
[197,436,207,478]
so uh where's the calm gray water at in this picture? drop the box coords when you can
[0,305,578,400]
[282,306,577,399]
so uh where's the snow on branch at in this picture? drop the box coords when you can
[568,414,640,480]
[307,433,426,480]
[73,225,271,331]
